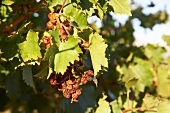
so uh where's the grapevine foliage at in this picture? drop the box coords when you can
[0,0,170,113]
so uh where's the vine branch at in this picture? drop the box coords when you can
[0,0,46,34]
[59,0,66,14]
[122,107,158,113]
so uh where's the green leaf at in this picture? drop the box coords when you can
[49,28,61,45]
[157,64,170,98]
[110,0,132,16]
[157,100,170,113]
[54,36,82,74]
[142,95,170,113]
[123,99,137,110]
[142,95,161,109]
[89,33,108,75]
[77,28,93,41]
[21,65,35,88]
[2,0,15,5]
[162,35,170,46]
[45,0,71,7]
[110,100,122,113]
[95,95,111,113]
[125,77,138,90]
[78,0,94,17]
[122,58,154,92]
[43,29,59,78]
[18,30,42,62]
[63,4,88,30]
[144,44,166,66]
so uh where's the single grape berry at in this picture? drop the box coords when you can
[67,79,74,85]
[76,78,81,83]
[46,21,54,29]
[60,35,68,41]
[76,89,81,95]
[48,13,53,20]
[87,70,94,77]
[73,83,79,89]
[42,36,50,44]
[59,28,66,35]
[66,26,72,33]
[67,85,73,90]
[62,19,69,26]
[84,41,90,49]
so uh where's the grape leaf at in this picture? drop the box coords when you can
[129,64,154,92]
[95,95,111,113]
[21,65,35,88]
[122,57,154,92]
[110,0,132,16]
[157,64,170,98]
[110,100,122,113]
[123,99,137,110]
[18,30,42,62]
[157,100,170,113]
[78,0,94,17]
[141,95,170,113]
[162,35,170,46]
[2,0,15,5]
[144,44,166,66]
[142,95,161,109]
[125,77,138,90]
[89,33,108,76]
[43,29,59,78]
[45,0,71,7]
[63,4,88,30]
[54,36,82,74]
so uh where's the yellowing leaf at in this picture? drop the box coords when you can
[95,95,111,113]
[2,0,15,5]
[89,33,108,75]
[157,64,170,98]
[162,35,170,46]
[110,101,122,113]
[110,0,132,16]
[18,30,42,62]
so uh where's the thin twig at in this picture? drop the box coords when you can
[122,107,158,113]
[0,0,46,34]
[59,0,66,14]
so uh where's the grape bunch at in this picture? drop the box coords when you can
[44,11,94,102]
[46,12,72,42]
[49,58,94,102]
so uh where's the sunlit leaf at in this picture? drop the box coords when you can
[110,100,122,113]
[162,35,170,46]
[2,0,15,5]
[110,0,132,16]
[63,4,88,30]
[54,36,82,74]
[89,33,108,75]
[95,95,111,113]
[18,30,42,62]
[125,77,138,90]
